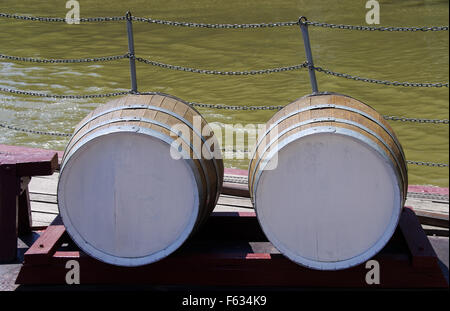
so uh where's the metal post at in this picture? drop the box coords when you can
[299,16,319,94]
[126,11,138,93]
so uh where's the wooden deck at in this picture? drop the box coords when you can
[12,170,448,288]
[0,168,447,291]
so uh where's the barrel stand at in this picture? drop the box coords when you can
[15,207,448,288]
[0,145,58,262]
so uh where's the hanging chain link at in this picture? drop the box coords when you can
[0,87,131,99]
[187,101,285,111]
[0,122,72,137]
[0,53,129,63]
[0,13,125,22]
[132,15,449,31]
[2,13,447,31]
[406,160,449,168]
[2,52,447,88]
[383,116,449,124]
[313,66,449,88]
[305,21,449,32]
[135,56,308,75]
[131,16,299,28]
[3,51,306,75]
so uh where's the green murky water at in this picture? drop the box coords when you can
[0,0,448,187]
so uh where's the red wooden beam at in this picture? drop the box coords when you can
[23,217,66,265]
[0,144,58,262]
[222,182,250,198]
[16,209,448,288]
[0,164,18,262]
[0,144,58,176]
[400,207,440,268]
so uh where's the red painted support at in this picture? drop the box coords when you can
[0,144,58,262]
[18,177,32,235]
[400,207,440,268]
[16,209,448,288]
[0,164,19,262]
[23,217,66,265]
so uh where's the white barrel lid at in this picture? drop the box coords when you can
[58,129,200,266]
[254,130,401,270]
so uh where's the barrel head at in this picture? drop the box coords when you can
[254,130,402,270]
[58,130,200,266]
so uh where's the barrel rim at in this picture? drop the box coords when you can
[251,104,406,162]
[252,126,403,270]
[288,92,403,150]
[57,126,202,266]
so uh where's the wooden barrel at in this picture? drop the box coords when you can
[249,93,407,270]
[58,94,223,266]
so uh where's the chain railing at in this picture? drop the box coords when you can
[383,116,449,124]
[0,122,73,137]
[406,161,449,168]
[0,13,125,23]
[304,21,449,32]
[0,53,129,63]
[1,12,448,32]
[313,66,449,88]
[0,87,130,98]
[187,101,285,111]
[131,16,299,28]
[135,56,309,75]
[1,11,448,170]
[1,52,448,87]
